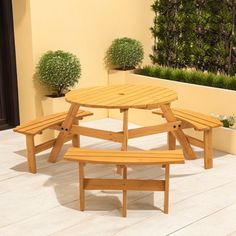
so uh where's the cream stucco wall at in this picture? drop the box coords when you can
[12,0,153,122]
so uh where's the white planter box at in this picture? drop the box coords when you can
[108,71,236,154]
[41,96,70,116]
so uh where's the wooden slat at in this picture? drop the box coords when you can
[172,109,222,128]
[13,110,93,135]
[66,148,184,157]
[84,178,165,191]
[153,109,222,131]
[65,84,178,109]
[153,110,208,130]
[94,87,168,107]
[64,148,185,164]
[174,109,222,126]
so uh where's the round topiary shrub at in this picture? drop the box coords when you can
[105,37,144,70]
[36,50,81,97]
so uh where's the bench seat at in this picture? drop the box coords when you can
[13,110,93,173]
[153,108,222,169]
[64,148,185,217]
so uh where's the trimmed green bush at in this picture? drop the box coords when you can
[105,37,144,70]
[136,66,236,91]
[36,50,81,97]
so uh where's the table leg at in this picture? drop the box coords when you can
[160,104,196,160]
[121,109,129,151]
[117,109,129,174]
[48,104,80,163]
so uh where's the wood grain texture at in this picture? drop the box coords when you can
[65,84,177,109]
[66,147,182,217]
[153,108,222,131]
[64,148,185,165]
[160,104,197,160]
[13,110,93,135]
[153,107,221,169]
[48,104,80,163]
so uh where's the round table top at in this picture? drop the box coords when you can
[65,84,178,109]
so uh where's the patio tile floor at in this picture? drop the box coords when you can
[0,118,236,236]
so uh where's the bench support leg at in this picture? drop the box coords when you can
[164,164,170,214]
[122,166,127,217]
[26,135,36,174]
[72,120,80,148]
[49,104,80,163]
[204,130,213,169]
[79,163,85,211]
[160,104,196,160]
[168,132,176,150]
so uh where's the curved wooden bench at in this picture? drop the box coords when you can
[153,108,222,169]
[64,148,185,217]
[14,110,93,173]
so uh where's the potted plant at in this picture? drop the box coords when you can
[36,50,81,115]
[105,37,144,85]
[105,37,144,70]
[37,50,81,97]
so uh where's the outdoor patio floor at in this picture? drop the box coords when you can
[0,118,236,236]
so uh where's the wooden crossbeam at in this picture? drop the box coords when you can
[84,178,165,191]
[71,126,124,143]
[128,121,181,139]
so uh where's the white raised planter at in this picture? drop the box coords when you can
[108,70,236,154]
[41,96,70,116]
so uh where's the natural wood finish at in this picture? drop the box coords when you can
[71,126,124,143]
[122,166,127,217]
[26,135,36,173]
[83,179,165,191]
[65,148,185,165]
[204,130,213,169]
[121,109,129,151]
[13,110,93,135]
[128,121,181,139]
[13,109,92,173]
[164,164,170,214]
[35,135,74,154]
[153,108,222,169]
[79,163,85,211]
[160,104,197,160]
[65,84,178,109]
[35,138,56,154]
[70,121,182,144]
[153,109,222,131]
[48,104,80,163]
[64,148,185,217]
[72,120,80,148]
[168,132,176,150]
[186,135,204,149]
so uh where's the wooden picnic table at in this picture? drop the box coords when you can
[48,84,196,162]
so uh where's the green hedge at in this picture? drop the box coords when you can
[150,1,236,76]
[136,66,236,91]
